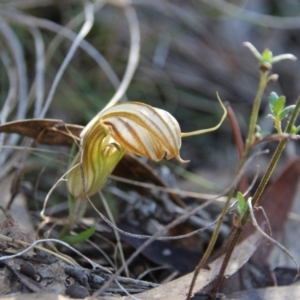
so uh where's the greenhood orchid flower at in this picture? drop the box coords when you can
[67,101,187,198]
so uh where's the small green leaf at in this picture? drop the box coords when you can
[236,191,248,216]
[261,49,273,63]
[279,105,295,120]
[291,125,300,134]
[269,92,279,108]
[273,96,286,115]
[61,224,96,245]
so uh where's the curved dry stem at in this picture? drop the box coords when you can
[0,50,17,125]
[0,234,103,270]
[109,174,227,202]
[0,6,124,108]
[44,1,104,66]
[0,50,18,160]
[39,2,95,117]
[40,163,80,221]
[28,27,45,118]
[83,3,141,137]
[248,197,299,278]
[181,93,227,137]
[86,239,115,269]
[256,205,272,238]
[252,133,299,147]
[0,19,28,120]
[0,19,28,168]
[89,191,221,241]
[96,150,269,240]
[242,164,260,197]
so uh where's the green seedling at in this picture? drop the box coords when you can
[268,92,296,133]
[61,224,96,245]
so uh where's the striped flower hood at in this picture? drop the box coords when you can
[67,102,186,198]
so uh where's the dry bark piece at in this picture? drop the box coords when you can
[0,119,83,146]
[0,218,35,252]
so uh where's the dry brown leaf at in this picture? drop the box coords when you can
[0,119,83,146]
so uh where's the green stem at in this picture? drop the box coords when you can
[242,95,300,223]
[211,96,300,299]
[186,190,235,299]
[243,70,269,161]
[187,70,269,300]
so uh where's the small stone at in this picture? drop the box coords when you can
[65,283,89,299]
[20,263,40,281]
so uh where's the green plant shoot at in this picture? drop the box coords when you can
[236,191,248,217]
[268,92,296,133]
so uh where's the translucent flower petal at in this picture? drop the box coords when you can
[99,102,186,162]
